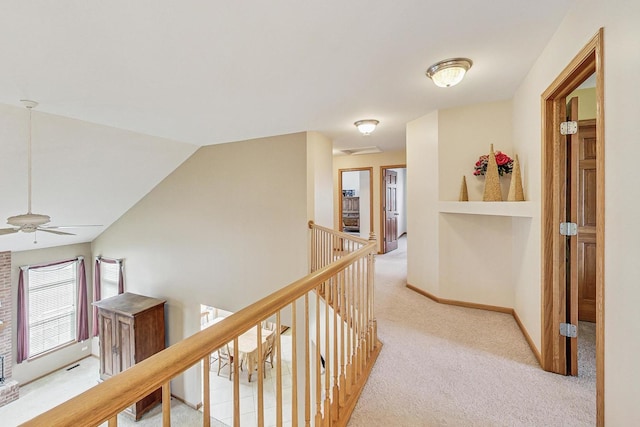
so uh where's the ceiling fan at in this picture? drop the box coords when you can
[0,100,100,241]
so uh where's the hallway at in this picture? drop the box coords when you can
[349,236,595,426]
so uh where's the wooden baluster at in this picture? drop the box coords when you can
[108,416,117,427]
[257,324,264,427]
[203,354,210,427]
[339,269,347,408]
[345,263,352,395]
[353,262,362,381]
[291,301,298,427]
[332,274,339,421]
[311,228,316,272]
[352,260,358,383]
[315,287,322,426]
[313,230,320,271]
[362,257,368,362]
[323,230,327,269]
[233,337,240,427]
[324,277,331,426]
[311,225,317,272]
[360,257,366,376]
[368,250,375,353]
[275,311,283,426]
[305,294,311,427]
[163,382,171,427]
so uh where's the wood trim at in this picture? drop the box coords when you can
[594,28,605,427]
[512,309,542,365]
[379,164,406,254]
[336,339,383,427]
[541,28,604,426]
[406,283,512,314]
[406,284,542,366]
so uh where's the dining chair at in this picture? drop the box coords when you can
[216,344,241,380]
[261,334,276,378]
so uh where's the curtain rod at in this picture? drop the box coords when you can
[20,256,84,271]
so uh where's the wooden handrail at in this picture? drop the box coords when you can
[307,220,370,246]
[22,236,377,427]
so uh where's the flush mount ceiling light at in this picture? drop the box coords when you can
[425,58,473,88]
[354,119,379,135]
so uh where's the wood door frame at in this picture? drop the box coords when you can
[380,164,406,253]
[540,28,604,425]
[338,167,374,235]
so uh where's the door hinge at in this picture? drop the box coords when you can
[560,222,577,236]
[560,322,578,338]
[560,121,578,135]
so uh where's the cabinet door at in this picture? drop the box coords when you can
[115,315,136,372]
[99,310,115,379]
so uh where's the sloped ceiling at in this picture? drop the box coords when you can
[0,1,574,251]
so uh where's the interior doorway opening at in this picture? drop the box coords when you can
[339,168,373,239]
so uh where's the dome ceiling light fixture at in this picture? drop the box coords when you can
[354,119,379,135]
[425,58,473,88]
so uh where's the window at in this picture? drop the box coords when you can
[100,261,120,300]
[28,261,78,357]
[92,257,124,338]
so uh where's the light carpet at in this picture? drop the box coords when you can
[348,236,595,427]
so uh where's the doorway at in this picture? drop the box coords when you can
[339,168,373,239]
[540,29,604,425]
[380,165,407,254]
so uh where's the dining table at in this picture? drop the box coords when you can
[228,327,276,382]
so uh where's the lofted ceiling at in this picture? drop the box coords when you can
[0,1,574,252]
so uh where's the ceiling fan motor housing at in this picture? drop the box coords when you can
[7,213,51,231]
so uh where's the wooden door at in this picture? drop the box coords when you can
[99,310,115,379]
[116,314,135,372]
[384,169,398,253]
[576,119,597,322]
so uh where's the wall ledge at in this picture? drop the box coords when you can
[438,201,534,217]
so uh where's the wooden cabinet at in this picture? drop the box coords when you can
[94,292,166,420]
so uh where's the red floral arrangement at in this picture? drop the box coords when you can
[473,150,513,176]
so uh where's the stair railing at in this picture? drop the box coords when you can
[21,222,380,427]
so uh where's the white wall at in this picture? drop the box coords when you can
[307,132,334,228]
[406,112,439,294]
[92,132,314,406]
[439,100,513,202]
[408,102,516,308]
[340,171,360,195]
[438,214,514,306]
[11,243,93,385]
[510,1,640,422]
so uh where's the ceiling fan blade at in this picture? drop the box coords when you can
[38,228,76,236]
[41,224,102,229]
[0,228,19,235]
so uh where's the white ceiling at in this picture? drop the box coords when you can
[0,1,575,252]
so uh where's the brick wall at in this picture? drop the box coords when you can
[0,251,18,406]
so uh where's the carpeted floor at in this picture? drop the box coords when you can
[348,236,596,427]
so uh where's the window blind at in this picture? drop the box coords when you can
[101,261,119,300]
[28,262,77,357]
